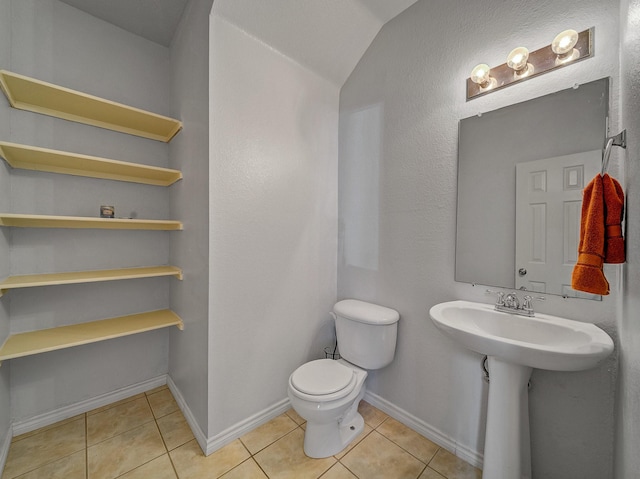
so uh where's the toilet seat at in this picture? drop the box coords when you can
[290,359,357,401]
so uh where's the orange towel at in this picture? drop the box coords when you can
[602,173,625,263]
[571,175,609,295]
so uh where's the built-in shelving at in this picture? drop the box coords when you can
[0,70,182,142]
[0,142,182,186]
[0,67,185,367]
[0,266,183,297]
[0,214,183,230]
[0,309,184,364]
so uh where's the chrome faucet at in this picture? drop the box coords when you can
[486,290,545,317]
[503,292,520,309]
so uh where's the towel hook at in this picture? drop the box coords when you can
[601,130,627,175]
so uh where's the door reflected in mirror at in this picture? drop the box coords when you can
[456,78,609,299]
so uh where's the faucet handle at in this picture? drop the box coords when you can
[522,295,545,311]
[486,289,505,306]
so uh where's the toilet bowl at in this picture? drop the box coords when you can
[287,299,400,458]
[287,358,368,458]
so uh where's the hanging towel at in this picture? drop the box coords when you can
[571,175,609,295]
[602,173,625,263]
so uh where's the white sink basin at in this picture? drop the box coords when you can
[429,300,613,371]
[429,300,614,478]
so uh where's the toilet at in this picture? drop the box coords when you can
[287,299,400,458]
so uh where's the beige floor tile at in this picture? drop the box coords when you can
[428,449,482,479]
[118,454,177,479]
[340,430,426,479]
[419,467,447,479]
[11,414,85,442]
[156,410,194,451]
[147,388,179,419]
[145,384,169,396]
[220,458,269,478]
[321,462,358,479]
[11,450,86,479]
[333,424,372,459]
[3,418,86,479]
[87,394,145,416]
[240,414,298,454]
[377,418,439,463]
[170,439,250,479]
[87,396,154,446]
[358,401,388,428]
[284,408,305,426]
[254,428,336,479]
[87,421,166,479]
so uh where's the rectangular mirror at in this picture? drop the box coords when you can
[455,78,609,299]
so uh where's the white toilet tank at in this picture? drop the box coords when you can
[334,299,400,370]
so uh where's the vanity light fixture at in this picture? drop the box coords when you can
[467,27,593,100]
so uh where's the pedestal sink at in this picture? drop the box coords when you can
[429,300,614,479]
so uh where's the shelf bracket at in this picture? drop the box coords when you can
[0,289,6,298]
[176,319,184,331]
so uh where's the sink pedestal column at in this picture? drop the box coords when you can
[483,356,533,479]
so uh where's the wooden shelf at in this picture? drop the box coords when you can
[0,142,182,186]
[0,309,184,364]
[0,266,183,297]
[0,70,182,142]
[0,214,183,230]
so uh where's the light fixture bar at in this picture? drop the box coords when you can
[466,28,593,100]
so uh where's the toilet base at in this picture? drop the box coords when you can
[303,411,365,458]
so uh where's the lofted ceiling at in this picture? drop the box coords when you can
[58,0,189,47]
[58,0,420,85]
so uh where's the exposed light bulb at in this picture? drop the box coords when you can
[506,47,531,76]
[552,29,580,64]
[552,30,579,54]
[470,64,493,88]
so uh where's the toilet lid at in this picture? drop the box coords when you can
[291,359,355,396]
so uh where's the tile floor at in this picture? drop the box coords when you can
[2,385,482,479]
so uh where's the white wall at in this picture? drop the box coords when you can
[6,0,174,419]
[339,0,620,476]
[208,13,339,436]
[168,0,213,440]
[616,0,640,476]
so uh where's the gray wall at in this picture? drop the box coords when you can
[168,0,213,439]
[6,0,174,420]
[616,0,640,476]
[0,0,12,448]
[339,0,620,476]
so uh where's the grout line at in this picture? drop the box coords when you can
[85,412,89,479]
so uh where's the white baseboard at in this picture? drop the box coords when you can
[11,375,167,437]
[0,424,12,476]
[166,376,208,453]
[166,377,290,456]
[364,391,484,469]
[203,398,291,456]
